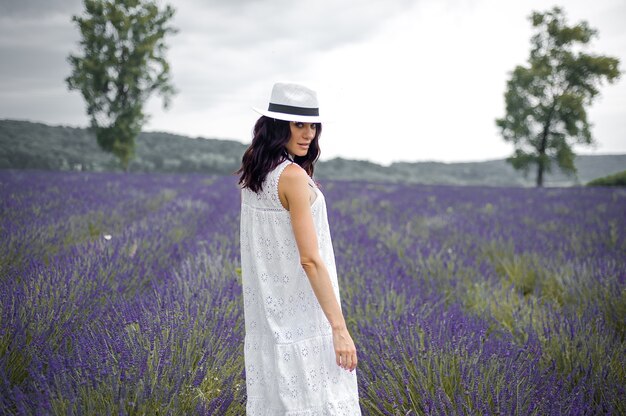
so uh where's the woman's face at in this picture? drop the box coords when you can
[285,121,317,158]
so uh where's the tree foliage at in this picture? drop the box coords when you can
[496,7,620,187]
[587,170,626,187]
[66,0,177,170]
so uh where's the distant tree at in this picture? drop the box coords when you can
[587,170,626,187]
[66,0,177,170]
[496,7,620,187]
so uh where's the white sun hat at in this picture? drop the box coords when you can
[253,82,322,123]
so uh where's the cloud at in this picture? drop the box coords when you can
[194,0,415,50]
[0,0,419,127]
[165,0,419,107]
[0,0,82,17]
[131,0,421,139]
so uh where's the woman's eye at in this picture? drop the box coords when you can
[294,122,316,129]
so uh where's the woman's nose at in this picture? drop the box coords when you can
[305,125,315,139]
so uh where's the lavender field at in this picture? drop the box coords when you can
[1,169,625,415]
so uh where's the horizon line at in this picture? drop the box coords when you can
[3,117,625,166]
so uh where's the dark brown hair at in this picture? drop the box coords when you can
[236,116,322,192]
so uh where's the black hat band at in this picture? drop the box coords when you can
[268,103,319,117]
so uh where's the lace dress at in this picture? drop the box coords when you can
[239,159,361,415]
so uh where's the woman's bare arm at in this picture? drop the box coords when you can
[278,163,357,371]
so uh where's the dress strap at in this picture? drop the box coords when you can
[269,158,294,210]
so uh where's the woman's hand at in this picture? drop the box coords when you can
[332,326,358,372]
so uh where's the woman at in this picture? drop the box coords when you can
[237,82,361,414]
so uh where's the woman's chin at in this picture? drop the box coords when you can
[287,147,309,158]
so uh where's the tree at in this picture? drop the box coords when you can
[66,0,177,170]
[496,7,620,187]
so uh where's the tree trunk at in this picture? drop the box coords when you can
[537,132,547,187]
[536,103,556,187]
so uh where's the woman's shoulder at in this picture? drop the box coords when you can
[281,161,307,177]
[266,158,296,182]
[279,162,311,189]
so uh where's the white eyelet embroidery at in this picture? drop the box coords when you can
[240,160,361,413]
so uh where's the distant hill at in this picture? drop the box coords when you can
[0,119,247,174]
[1,119,624,186]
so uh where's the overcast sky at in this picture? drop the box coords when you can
[1,0,624,164]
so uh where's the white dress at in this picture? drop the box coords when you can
[240,158,361,415]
